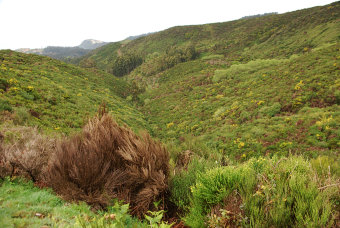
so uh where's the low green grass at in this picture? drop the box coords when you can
[0,177,95,227]
[0,178,173,228]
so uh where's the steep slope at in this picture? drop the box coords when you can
[77,1,340,161]
[79,2,339,76]
[75,41,124,70]
[140,43,339,160]
[0,50,147,134]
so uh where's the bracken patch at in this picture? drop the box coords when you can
[0,126,55,181]
[46,113,170,217]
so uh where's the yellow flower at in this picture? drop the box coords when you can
[238,142,245,148]
[167,122,174,128]
[254,190,263,196]
[77,93,82,97]
[9,87,19,92]
[8,78,18,84]
[257,100,264,105]
[241,153,246,158]
[294,80,304,90]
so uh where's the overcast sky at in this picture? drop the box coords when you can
[0,0,336,50]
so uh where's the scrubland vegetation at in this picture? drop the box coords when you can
[1,1,340,227]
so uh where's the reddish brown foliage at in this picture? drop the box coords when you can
[0,126,55,181]
[176,150,193,170]
[46,114,169,216]
[209,190,244,228]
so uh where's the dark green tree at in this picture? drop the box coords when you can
[111,54,143,77]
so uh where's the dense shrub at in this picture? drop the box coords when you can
[0,99,12,112]
[111,53,143,77]
[0,78,10,91]
[140,45,199,76]
[170,158,215,211]
[212,58,288,82]
[185,156,339,227]
[46,113,170,217]
[0,126,55,181]
[259,102,281,117]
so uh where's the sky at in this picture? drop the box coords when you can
[0,0,336,50]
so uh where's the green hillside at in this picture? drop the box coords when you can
[1,2,340,227]
[76,2,340,226]
[140,43,340,160]
[78,1,340,161]
[0,50,148,133]
[80,2,339,76]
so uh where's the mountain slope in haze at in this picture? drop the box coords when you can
[16,39,108,61]
[125,32,155,41]
[78,39,108,49]
[0,50,147,134]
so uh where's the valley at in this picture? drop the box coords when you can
[0,1,339,227]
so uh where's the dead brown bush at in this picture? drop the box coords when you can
[46,113,169,216]
[0,126,55,181]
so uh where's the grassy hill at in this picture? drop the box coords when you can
[79,1,339,76]
[140,43,340,160]
[1,2,340,227]
[0,51,153,227]
[76,2,340,226]
[0,50,148,134]
[78,1,340,161]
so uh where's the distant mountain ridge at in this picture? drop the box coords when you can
[78,39,108,49]
[16,39,108,60]
[125,32,155,41]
